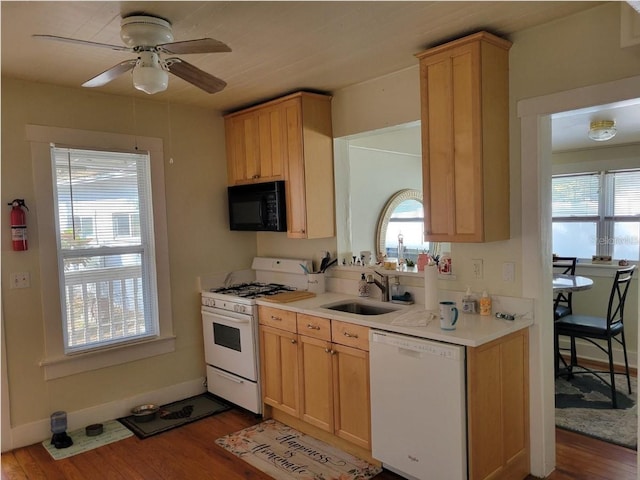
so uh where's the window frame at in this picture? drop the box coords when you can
[552,169,640,261]
[27,125,175,380]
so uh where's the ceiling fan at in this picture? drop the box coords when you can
[34,14,231,95]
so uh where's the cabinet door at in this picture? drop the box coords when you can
[299,334,334,432]
[467,329,529,480]
[332,343,371,450]
[282,98,308,237]
[256,105,286,181]
[259,325,301,418]
[226,113,260,184]
[420,41,482,242]
[225,107,286,185]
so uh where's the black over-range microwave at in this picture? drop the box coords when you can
[227,181,287,232]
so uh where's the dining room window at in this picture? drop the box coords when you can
[552,169,640,261]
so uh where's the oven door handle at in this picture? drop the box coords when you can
[201,309,251,324]
[215,370,245,384]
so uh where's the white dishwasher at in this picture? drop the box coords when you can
[369,330,467,480]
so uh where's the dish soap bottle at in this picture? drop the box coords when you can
[358,273,370,297]
[391,277,401,301]
[462,287,477,314]
[479,290,492,316]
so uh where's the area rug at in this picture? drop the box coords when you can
[555,373,637,449]
[42,420,133,460]
[215,419,382,480]
[119,393,231,439]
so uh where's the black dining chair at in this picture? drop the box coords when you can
[552,256,577,375]
[553,256,577,319]
[554,265,635,408]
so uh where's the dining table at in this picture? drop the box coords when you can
[552,273,593,377]
[552,273,594,292]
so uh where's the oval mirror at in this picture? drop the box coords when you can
[376,189,430,263]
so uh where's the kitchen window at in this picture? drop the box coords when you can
[27,125,174,379]
[552,169,640,261]
[52,147,158,353]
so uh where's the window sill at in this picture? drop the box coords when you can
[576,261,638,278]
[39,335,176,380]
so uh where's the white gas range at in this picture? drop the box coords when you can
[200,257,311,414]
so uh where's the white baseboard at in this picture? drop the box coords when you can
[557,338,638,369]
[5,377,206,452]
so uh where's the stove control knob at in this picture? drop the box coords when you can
[204,298,215,308]
[234,305,245,314]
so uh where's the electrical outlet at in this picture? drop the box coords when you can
[502,262,515,282]
[471,259,483,280]
[10,272,30,289]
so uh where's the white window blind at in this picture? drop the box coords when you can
[552,169,640,261]
[52,146,159,353]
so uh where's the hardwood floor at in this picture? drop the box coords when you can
[1,408,636,479]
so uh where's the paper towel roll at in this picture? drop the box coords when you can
[424,263,439,311]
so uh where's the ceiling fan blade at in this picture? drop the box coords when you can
[158,38,231,55]
[166,59,227,94]
[82,60,137,88]
[33,34,131,52]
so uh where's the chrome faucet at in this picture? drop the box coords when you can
[368,271,389,302]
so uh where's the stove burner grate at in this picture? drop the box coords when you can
[210,282,296,299]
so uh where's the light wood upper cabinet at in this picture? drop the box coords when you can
[225,104,286,185]
[416,31,512,242]
[224,92,335,239]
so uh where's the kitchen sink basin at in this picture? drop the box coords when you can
[322,301,398,316]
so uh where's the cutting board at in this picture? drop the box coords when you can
[262,291,316,303]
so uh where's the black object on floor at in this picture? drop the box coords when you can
[118,393,231,439]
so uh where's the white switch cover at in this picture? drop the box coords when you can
[471,259,483,280]
[502,262,515,282]
[10,272,30,289]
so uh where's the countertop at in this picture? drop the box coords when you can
[256,292,533,347]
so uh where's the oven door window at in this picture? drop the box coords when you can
[213,322,242,352]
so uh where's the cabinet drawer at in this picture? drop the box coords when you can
[297,314,331,341]
[332,321,369,351]
[258,306,297,332]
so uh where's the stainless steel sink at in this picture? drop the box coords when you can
[322,301,398,316]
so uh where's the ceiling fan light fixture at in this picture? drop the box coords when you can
[133,66,168,94]
[588,120,617,142]
[133,51,168,94]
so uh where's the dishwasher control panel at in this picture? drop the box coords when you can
[370,331,462,361]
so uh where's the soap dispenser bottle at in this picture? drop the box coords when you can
[358,273,370,297]
[391,277,401,300]
[479,290,492,316]
[462,287,477,314]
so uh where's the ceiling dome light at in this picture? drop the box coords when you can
[588,120,617,142]
[132,51,168,95]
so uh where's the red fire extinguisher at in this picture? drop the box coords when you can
[8,199,28,251]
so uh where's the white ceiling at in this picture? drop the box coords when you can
[2,1,638,151]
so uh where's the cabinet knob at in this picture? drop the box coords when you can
[291,339,297,344]
[271,316,282,321]
[307,324,320,330]
[252,174,260,179]
[330,349,336,355]
[343,332,358,339]
[325,348,331,353]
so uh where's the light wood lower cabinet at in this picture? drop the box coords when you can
[467,329,530,480]
[259,308,371,451]
[259,324,301,418]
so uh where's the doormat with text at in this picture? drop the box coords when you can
[215,419,381,480]
[119,393,231,439]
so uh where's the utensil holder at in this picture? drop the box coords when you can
[307,273,326,294]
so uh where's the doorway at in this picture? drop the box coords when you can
[519,75,640,478]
